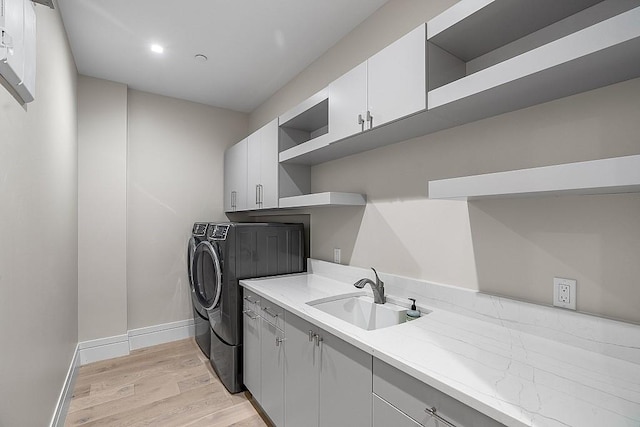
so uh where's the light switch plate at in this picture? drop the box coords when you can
[553,277,576,310]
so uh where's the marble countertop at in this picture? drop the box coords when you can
[240,270,640,427]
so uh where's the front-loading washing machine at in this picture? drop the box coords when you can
[198,222,305,393]
[188,222,219,358]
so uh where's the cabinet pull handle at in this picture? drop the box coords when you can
[314,334,323,347]
[308,330,315,342]
[425,407,457,427]
[231,191,236,209]
[255,185,260,205]
[259,184,263,205]
[275,337,286,346]
[366,110,373,129]
[358,113,365,132]
[242,309,258,320]
[262,307,279,319]
[244,295,259,304]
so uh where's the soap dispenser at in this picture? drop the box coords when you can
[406,298,420,322]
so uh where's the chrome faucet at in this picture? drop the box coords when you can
[354,267,385,304]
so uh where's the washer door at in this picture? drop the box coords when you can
[187,237,197,287]
[191,241,222,311]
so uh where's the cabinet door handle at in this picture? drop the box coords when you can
[242,309,258,320]
[259,184,263,205]
[314,334,323,347]
[231,191,236,209]
[255,185,260,205]
[366,110,373,129]
[262,307,279,319]
[425,407,457,427]
[308,330,315,342]
[358,113,365,132]
[275,337,286,347]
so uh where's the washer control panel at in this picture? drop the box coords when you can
[192,223,208,237]
[210,224,229,241]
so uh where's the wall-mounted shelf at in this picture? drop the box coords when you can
[279,192,366,209]
[427,3,640,126]
[428,155,640,200]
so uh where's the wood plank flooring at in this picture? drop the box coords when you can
[65,338,270,427]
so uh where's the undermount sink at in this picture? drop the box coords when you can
[307,294,410,330]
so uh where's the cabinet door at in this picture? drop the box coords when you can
[374,394,421,427]
[242,307,261,401]
[319,330,372,427]
[247,119,279,210]
[223,139,248,212]
[261,320,285,427]
[328,62,367,142]
[258,119,279,209]
[367,24,426,129]
[285,313,320,427]
[247,131,261,210]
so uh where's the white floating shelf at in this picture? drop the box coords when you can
[279,192,366,208]
[428,6,640,124]
[428,155,640,200]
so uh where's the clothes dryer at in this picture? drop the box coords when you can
[202,222,305,393]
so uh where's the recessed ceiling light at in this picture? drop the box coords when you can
[151,44,164,54]
[194,54,208,62]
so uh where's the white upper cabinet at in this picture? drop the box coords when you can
[247,118,279,210]
[367,24,427,130]
[223,139,248,212]
[328,62,368,142]
[328,24,426,143]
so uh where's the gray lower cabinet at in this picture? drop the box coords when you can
[284,312,319,426]
[242,291,261,402]
[374,394,421,427]
[284,311,372,427]
[261,315,285,427]
[373,358,505,427]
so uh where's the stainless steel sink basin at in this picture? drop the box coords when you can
[307,294,409,330]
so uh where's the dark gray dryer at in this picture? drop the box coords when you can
[202,222,305,393]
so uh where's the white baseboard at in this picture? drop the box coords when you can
[50,344,80,427]
[77,318,196,366]
[128,319,195,350]
[78,334,130,365]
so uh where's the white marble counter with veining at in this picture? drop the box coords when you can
[240,261,640,427]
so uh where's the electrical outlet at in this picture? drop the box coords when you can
[553,277,576,310]
[333,248,341,264]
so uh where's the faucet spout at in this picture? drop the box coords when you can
[353,268,385,304]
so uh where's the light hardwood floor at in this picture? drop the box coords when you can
[65,338,270,427]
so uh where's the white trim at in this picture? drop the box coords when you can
[128,318,195,350]
[50,344,80,427]
[78,335,129,365]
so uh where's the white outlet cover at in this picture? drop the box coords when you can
[553,277,577,310]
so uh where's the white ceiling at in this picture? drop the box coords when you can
[58,0,388,113]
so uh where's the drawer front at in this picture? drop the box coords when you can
[260,299,285,329]
[373,358,504,427]
[374,394,421,427]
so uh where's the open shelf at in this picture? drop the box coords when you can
[279,192,366,209]
[427,0,603,63]
[279,89,330,159]
[427,4,640,126]
[428,155,640,200]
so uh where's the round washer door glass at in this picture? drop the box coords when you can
[191,241,222,310]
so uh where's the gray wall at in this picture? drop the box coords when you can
[76,81,248,337]
[248,0,640,323]
[78,76,128,341]
[0,3,78,427]
[127,90,248,329]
